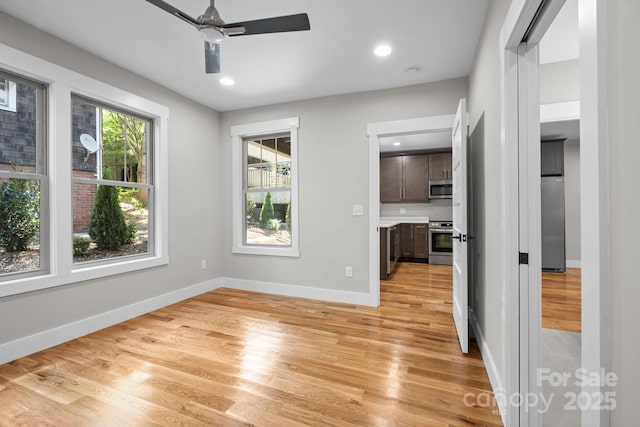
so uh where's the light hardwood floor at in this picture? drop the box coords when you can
[542,268,581,332]
[0,263,502,426]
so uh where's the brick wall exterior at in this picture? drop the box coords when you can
[73,171,96,233]
[71,100,98,233]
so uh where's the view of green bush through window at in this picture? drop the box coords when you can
[71,97,152,264]
[244,135,292,246]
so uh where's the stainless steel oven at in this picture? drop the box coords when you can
[428,221,453,265]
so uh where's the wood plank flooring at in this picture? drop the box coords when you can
[0,263,502,426]
[542,268,581,332]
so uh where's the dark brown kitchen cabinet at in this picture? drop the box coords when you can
[400,223,429,259]
[428,151,452,181]
[401,224,414,257]
[403,155,429,201]
[380,156,403,202]
[413,224,428,259]
[380,154,429,203]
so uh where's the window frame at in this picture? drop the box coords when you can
[70,95,155,267]
[0,77,17,112]
[0,70,48,281]
[0,43,169,298]
[231,117,299,257]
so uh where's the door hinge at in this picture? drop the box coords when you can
[519,252,529,265]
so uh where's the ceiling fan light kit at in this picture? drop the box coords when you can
[145,0,310,74]
[199,27,224,44]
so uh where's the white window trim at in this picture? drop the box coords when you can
[0,78,17,112]
[231,117,299,257]
[0,43,169,298]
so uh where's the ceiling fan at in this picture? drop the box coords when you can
[145,0,310,74]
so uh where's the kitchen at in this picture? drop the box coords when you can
[378,131,454,279]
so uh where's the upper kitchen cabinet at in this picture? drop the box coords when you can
[380,154,429,203]
[541,139,565,176]
[428,151,452,181]
[380,156,403,202]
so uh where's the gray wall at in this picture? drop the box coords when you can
[540,59,580,104]
[540,60,581,264]
[608,0,640,423]
[0,12,223,344]
[563,140,580,263]
[467,0,512,388]
[220,78,468,293]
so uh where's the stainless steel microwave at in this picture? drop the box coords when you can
[428,180,452,199]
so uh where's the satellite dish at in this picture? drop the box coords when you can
[79,133,99,162]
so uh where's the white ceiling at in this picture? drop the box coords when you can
[541,119,580,141]
[379,131,452,153]
[0,0,489,112]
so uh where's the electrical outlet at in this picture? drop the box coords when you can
[400,208,406,214]
[352,205,364,216]
[345,266,353,277]
[201,259,207,270]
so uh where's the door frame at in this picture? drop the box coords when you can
[366,114,455,307]
[500,0,609,426]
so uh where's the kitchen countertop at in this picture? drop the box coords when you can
[379,216,429,228]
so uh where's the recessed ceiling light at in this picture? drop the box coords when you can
[220,77,235,86]
[374,44,392,57]
[393,142,401,146]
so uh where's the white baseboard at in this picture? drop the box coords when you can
[566,259,581,268]
[0,279,220,365]
[469,309,507,425]
[216,277,371,306]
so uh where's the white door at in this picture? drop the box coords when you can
[452,98,468,354]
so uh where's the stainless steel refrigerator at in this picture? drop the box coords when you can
[541,176,566,272]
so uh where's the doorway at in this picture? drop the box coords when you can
[501,0,608,426]
[366,114,455,306]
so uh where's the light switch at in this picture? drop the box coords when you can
[352,205,364,216]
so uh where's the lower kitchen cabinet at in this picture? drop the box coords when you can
[400,223,428,260]
[380,225,402,280]
[413,224,428,258]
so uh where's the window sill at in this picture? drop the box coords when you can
[0,255,169,298]
[232,245,300,258]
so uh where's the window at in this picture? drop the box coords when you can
[0,78,17,112]
[0,71,47,280]
[232,117,299,257]
[0,44,169,297]
[71,97,153,265]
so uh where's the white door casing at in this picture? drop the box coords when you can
[452,98,469,354]
[367,114,455,307]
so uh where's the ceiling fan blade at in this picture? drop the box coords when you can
[145,0,200,28]
[204,41,221,74]
[223,13,310,37]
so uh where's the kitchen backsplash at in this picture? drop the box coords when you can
[380,201,453,220]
